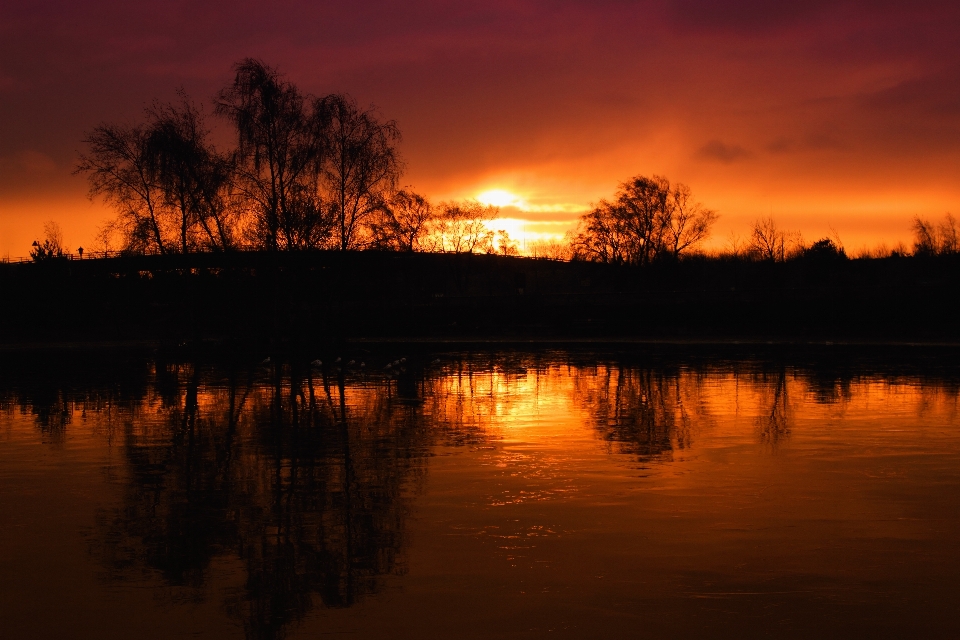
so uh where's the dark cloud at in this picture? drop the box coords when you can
[861,68,960,119]
[698,140,751,164]
[766,137,794,154]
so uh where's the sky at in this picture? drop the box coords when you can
[3,0,960,256]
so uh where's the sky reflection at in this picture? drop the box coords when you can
[1,350,959,638]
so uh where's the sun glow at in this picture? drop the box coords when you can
[477,189,524,208]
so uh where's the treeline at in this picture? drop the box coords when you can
[566,185,960,265]
[74,59,506,256]
[45,58,960,266]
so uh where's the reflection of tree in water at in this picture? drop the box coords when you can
[754,369,790,448]
[18,350,960,636]
[573,364,694,463]
[93,361,432,640]
[0,351,150,443]
[799,363,853,406]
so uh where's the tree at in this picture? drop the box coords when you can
[433,200,498,253]
[913,213,958,256]
[527,238,571,261]
[216,59,327,250]
[76,122,169,254]
[369,189,435,251]
[495,230,520,256]
[749,216,787,261]
[803,237,847,260]
[144,98,235,252]
[77,97,235,254]
[79,59,406,254]
[30,221,66,261]
[571,175,716,265]
[667,182,718,257]
[314,94,403,250]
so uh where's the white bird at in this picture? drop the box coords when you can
[348,360,356,366]
[431,358,441,365]
[310,359,322,367]
[260,357,271,365]
[360,362,366,368]
[335,357,342,363]
[399,357,407,363]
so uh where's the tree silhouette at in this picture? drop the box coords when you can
[369,189,435,251]
[314,94,403,250]
[144,97,235,251]
[76,122,169,253]
[749,216,788,261]
[913,213,959,256]
[29,221,67,261]
[433,199,498,253]
[571,175,716,265]
[216,59,328,251]
[77,97,234,253]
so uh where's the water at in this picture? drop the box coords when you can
[1,348,959,639]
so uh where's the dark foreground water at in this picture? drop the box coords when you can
[2,348,959,639]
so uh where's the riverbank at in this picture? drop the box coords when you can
[2,250,958,345]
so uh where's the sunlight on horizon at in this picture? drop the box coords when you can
[477,189,525,208]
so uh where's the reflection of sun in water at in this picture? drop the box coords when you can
[477,189,524,208]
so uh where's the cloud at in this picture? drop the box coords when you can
[0,150,57,174]
[766,137,794,154]
[697,140,751,164]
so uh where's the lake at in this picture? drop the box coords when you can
[1,346,959,639]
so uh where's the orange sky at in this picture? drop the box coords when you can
[3,1,960,257]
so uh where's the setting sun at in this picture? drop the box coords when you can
[476,189,524,208]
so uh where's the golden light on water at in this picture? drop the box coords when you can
[4,353,960,637]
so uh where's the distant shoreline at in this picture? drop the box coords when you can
[5,336,960,354]
[2,251,959,346]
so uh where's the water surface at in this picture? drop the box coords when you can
[1,349,958,639]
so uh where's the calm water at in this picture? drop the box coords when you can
[1,349,959,639]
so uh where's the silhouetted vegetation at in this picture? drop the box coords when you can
[2,245,960,343]
[2,58,948,345]
[75,59,505,256]
[569,175,717,265]
[29,221,67,261]
[913,213,958,256]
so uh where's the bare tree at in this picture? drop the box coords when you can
[571,175,716,265]
[369,189,434,251]
[30,221,66,261]
[494,230,520,256]
[76,122,168,254]
[724,230,747,258]
[913,213,958,255]
[145,97,235,252]
[79,59,405,254]
[749,216,787,261]
[314,94,403,250]
[528,238,571,260]
[433,200,498,253]
[216,59,326,250]
[570,199,631,264]
[77,97,236,254]
[667,182,718,258]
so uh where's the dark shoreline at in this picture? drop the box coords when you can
[2,250,959,346]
